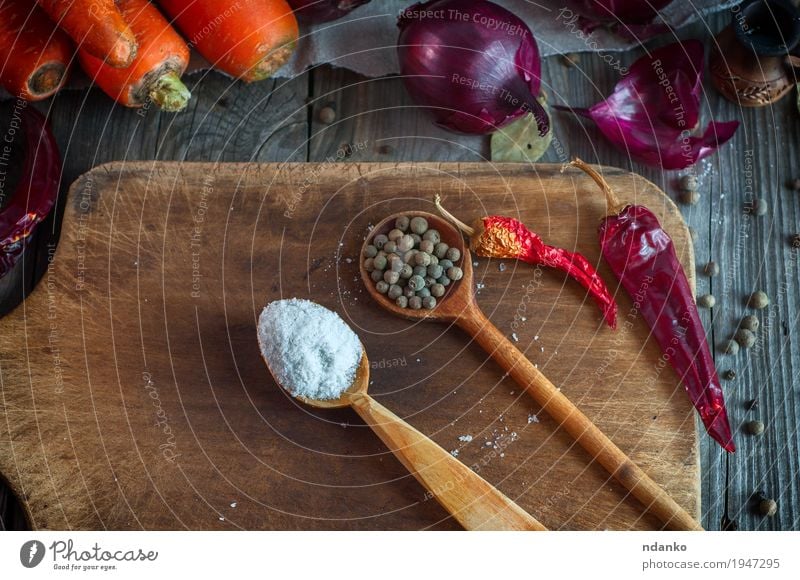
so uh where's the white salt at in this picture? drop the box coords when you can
[257,298,361,400]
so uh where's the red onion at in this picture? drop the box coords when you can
[0,107,60,278]
[555,40,738,169]
[287,0,370,23]
[397,0,547,136]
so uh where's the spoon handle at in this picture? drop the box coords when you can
[456,309,703,531]
[348,392,546,531]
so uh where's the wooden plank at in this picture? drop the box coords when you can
[308,67,486,162]
[0,161,698,530]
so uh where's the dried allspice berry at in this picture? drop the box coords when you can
[747,198,768,216]
[749,290,770,309]
[746,419,764,435]
[723,369,736,380]
[724,340,740,355]
[680,190,700,206]
[759,498,778,517]
[318,105,336,124]
[740,315,759,332]
[703,261,720,277]
[697,294,716,308]
[735,328,756,348]
[679,174,699,191]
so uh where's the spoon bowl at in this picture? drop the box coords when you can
[359,211,476,322]
[264,348,370,410]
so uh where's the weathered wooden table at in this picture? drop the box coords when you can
[1,14,798,530]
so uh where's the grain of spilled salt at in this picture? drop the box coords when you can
[257,299,361,400]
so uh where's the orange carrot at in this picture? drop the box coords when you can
[79,0,190,111]
[157,0,298,82]
[0,0,73,100]
[37,0,138,67]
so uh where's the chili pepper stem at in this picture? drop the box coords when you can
[148,72,191,112]
[563,158,626,215]
[434,194,476,237]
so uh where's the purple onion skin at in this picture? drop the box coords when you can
[397,0,547,136]
[288,0,371,24]
[563,0,674,25]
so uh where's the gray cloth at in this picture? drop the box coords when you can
[275,0,738,78]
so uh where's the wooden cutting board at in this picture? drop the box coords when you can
[0,162,700,530]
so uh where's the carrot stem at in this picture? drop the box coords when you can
[148,72,190,112]
[434,194,476,237]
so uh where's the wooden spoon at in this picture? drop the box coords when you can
[258,336,545,531]
[360,211,703,531]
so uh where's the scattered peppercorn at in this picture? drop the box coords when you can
[703,261,719,277]
[318,105,336,124]
[697,294,716,308]
[758,498,778,517]
[748,198,768,216]
[734,328,756,348]
[740,315,759,332]
[723,369,736,380]
[679,189,700,205]
[748,290,769,309]
[792,233,800,248]
[678,174,698,192]
[745,419,764,435]
[724,340,740,355]
[745,398,759,410]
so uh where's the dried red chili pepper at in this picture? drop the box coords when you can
[568,159,734,452]
[0,105,60,277]
[435,196,618,328]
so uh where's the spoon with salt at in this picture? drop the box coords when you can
[360,211,702,531]
[257,298,545,531]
